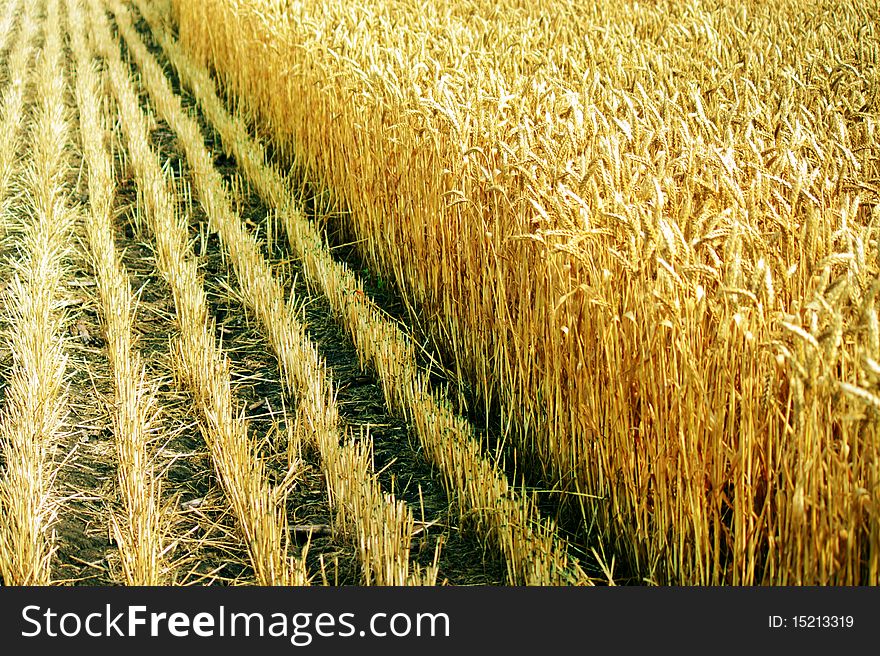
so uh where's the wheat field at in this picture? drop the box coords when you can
[0,0,875,586]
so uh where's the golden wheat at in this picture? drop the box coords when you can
[170,0,880,584]
[136,0,587,585]
[0,0,36,223]
[66,0,174,585]
[0,0,22,66]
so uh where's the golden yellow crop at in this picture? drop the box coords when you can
[170,0,880,584]
[0,0,873,587]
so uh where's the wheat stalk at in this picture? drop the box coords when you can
[66,0,174,585]
[137,0,587,585]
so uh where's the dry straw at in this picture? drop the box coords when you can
[66,0,173,585]
[88,0,307,585]
[0,0,21,53]
[0,0,73,585]
[0,0,34,224]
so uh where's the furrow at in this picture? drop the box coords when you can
[66,0,172,585]
[0,0,37,223]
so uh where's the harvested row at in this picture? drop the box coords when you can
[0,0,73,585]
[0,0,35,220]
[134,0,587,586]
[110,0,433,586]
[86,0,307,586]
[66,0,171,585]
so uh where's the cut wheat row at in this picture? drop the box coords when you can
[86,0,307,586]
[0,0,73,585]
[111,0,432,586]
[134,0,588,586]
[66,0,172,585]
[0,0,34,223]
